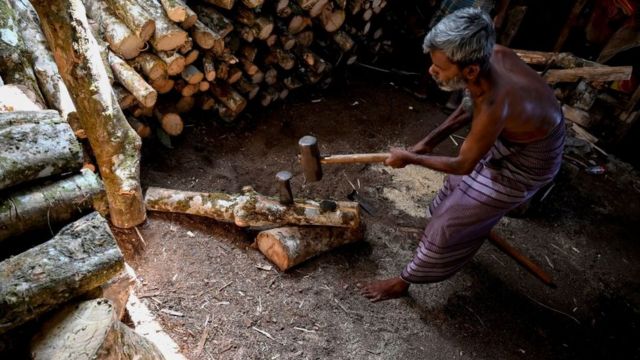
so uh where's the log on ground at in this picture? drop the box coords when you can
[0,212,123,335]
[0,169,104,244]
[31,298,165,360]
[32,0,146,228]
[256,225,364,271]
[0,110,83,190]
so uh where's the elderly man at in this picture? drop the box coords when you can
[362,8,565,302]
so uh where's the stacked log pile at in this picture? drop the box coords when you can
[79,0,388,137]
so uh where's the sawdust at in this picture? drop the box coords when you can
[372,164,445,218]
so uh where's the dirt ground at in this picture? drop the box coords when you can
[113,78,640,360]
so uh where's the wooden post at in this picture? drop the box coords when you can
[0,212,124,334]
[32,0,146,228]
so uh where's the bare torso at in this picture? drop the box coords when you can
[475,45,562,143]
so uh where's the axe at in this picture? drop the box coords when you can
[298,135,389,182]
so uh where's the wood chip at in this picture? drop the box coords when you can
[252,326,275,340]
[160,308,184,317]
[256,264,273,271]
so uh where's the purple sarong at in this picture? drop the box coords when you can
[401,120,566,283]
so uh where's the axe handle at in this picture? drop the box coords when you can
[321,153,390,164]
[489,230,555,287]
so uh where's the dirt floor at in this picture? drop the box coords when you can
[112,78,640,360]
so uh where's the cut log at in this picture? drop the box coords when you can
[296,30,314,47]
[192,19,225,54]
[145,186,360,228]
[180,2,198,29]
[0,169,103,243]
[226,66,243,84]
[0,0,45,105]
[253,16,274,40]
[150,77,175,94]
[157,51,186,76]
[83,0,145,59]
[276,0,292,17]
[197,94,216,110]
[281,34,296,50]
[242,0,263,8]
[288,15,311,34]
[0,84,44,111]
[264,67,277,85]
[0,212,123,334]
[154,106,183,135]
[114,83,136,109]
[175,95,195,113]
[236,6,256,25]
[175,79,198,96]
[98,263,136,320]
[109,51,157,107]
[194,4,234,38]
[265,33,278,47]
[9,0,77,123]
[210,82,247,115]
[159,0,187,22]
[184,48,200,65]
[132,104,153,118]
[32,0,146,228]
[129,53,168,81]
[103,0,155,42]
[136,0,188,51]
[562,104,591,128]
[235,77,260,99]
[178,36,193,54]
[203,52,216,81]
[256,226,363,271]
[127,116,151,138]
[514,49,601,68]
[320,6,345,32]
[0,110,83,190]
[182,64,204,84]
[198,80,210,92]
[332,30,354,51]
[309,0,329,17]
[31,298,166,359]
[205,0,234,10]
[543,66,632,84]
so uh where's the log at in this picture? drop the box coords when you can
[31,298,165,359]
[175,95,195,113]
[181,64,204,84]
[0,110,83,190]
[194,4,234,38]
[205,0,234,10]
[562,104,591,128]
[9,0,77,123]
[179,36,193,54]
[83,0,144,59]
[180,2,198,29]
[0,84,44,111]
[154,106,183,135]
[280,34,296,50]
[543,66,632,84]
[150,77,175,94]
[32,0,146,228]
[197,94,216,110]
[109,51,157,107]
[514,49,601,68]
[320,6,345,32]
[104,0,155,42]
[192,19,225,54]
[236,6,256,25]
[98,263,136,319]
[159,0,187,22]
[0,212,123,334]
[242,0,263,8]
[288,15,311,34]
[309,0,329,17]
[296,30,314,47]
[226,66,243,84]
[175,79,198,96]
[276,0,291,17]
[137,0,188,51]
[184,48,200,65]
[0,0,45,105]
[256,226,363,271]
[210,82,247,115]
[332,31,354,51]
[203,52,216,81]
[129,53,168,81]
[157,51,186,76]
[127,116,151,138]
[198,80,210,92]
[114,83,136,109]
[235,77,260,99]
[145,186,360,228]
[0,169,104,243]
[253,16,274,40]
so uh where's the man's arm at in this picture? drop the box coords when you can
[409,103,472,154]
[389,104,506,175]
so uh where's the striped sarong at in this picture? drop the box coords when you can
[401,119,566,283]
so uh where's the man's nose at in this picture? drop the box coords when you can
[428,65,437,77]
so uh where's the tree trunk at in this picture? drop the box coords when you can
[0,0,45,105]
[0,110,83,190]
[0,212,123,334]
[8,0,77,123]
[31,298,165,360]
[256,226,363,271]
[144,186,361,228]
[83,0,145,59]
[0,169,104,243]
[32,0,146,228]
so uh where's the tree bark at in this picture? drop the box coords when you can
[32,0,146,228]
[0,110,83,190]
[0,169,104,243]
[256,226,363,271]
[0,212,123,334]
[145,186,361,228]
[8,0,77,123]
[193,4,234,38]
[0,0,45,106]
[31,298,165,360]
[159,0,187,22]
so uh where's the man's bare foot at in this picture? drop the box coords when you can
[360,277,410,302]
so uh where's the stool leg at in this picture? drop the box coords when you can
[489,230,555,287]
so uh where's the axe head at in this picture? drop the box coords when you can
[298,135,323,182]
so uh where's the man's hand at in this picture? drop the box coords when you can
[385,147,413,168]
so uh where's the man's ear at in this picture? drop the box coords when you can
[463,64,480,81]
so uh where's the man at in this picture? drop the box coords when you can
[361,8,565,302]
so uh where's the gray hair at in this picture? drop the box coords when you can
[423,8,495,70]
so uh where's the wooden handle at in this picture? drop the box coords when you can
[489,231,555,287]
[320,153,390,164]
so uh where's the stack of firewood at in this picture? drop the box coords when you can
[81,0,388,138]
